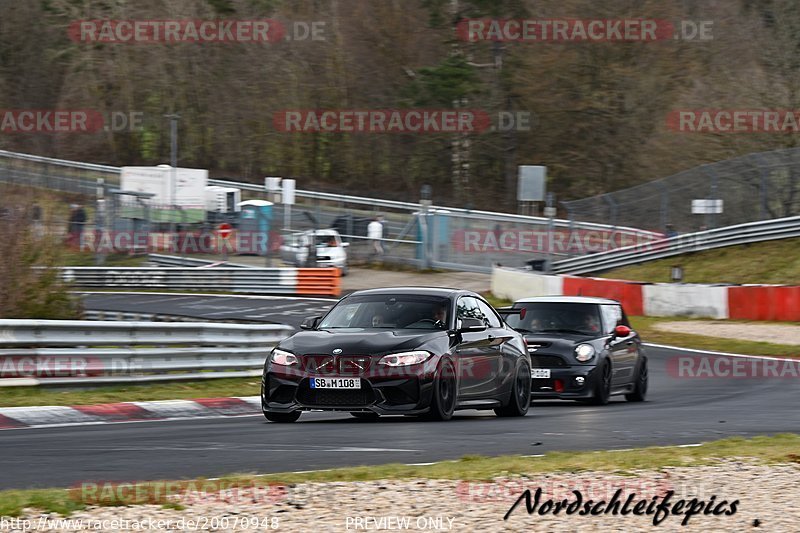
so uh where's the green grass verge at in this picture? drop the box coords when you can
[599,237,800,285]
[630,316,799,358]
[0,378,260,408]
[1,434,797,516]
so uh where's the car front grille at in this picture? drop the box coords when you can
[296,381,375,407]
[530,354,569,368]
[302,355,372,376]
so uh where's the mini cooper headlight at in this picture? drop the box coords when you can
[378,351,432,367]
[574,344,596,362]
[271,348,298,366]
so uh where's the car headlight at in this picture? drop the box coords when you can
[378,351,433,367]
[574,344,596,362]
[271,348,298,366]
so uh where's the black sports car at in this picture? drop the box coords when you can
[261,287,532,422]
[498,296,648,404]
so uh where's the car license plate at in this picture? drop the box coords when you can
[531,369,551,379]
[310,377,361,389]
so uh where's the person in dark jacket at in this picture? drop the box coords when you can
[67,204,87,246]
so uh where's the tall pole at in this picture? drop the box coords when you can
[165,113,180,238]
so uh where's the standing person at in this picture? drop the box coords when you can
[367,215,385,260]
[67,203,87,247]
[30,203,44,238]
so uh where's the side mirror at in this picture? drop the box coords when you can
[613,325,632,337]
[342,242,350,247]
[300,316,322,330]
[458,317,487,332]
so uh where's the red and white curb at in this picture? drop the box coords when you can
[0,396,261,430]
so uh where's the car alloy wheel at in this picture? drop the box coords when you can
[495,360,531,417]
[590,361,612,405]
[424,359,457,421]
[625,358,648,402]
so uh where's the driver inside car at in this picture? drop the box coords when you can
[406,304,448,329]
[433,305,447,327]
[582,313,601,333]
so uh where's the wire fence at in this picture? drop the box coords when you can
[11,147,795,272]
[562,147,800,233]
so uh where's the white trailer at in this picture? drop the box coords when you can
[120,166,208,208]
[205,186,242,213]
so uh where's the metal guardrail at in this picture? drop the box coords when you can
[551,215,800,275]
[147,254,253,268]
[83,310,207,322]
[0,319,293,386]
[59,266,342,296]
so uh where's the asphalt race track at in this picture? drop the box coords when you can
[2,342,798,490]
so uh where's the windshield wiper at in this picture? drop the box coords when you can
[513,327,536,334]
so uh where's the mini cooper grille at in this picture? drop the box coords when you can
[296,382,376,407]
[526,342,552,351]
[530,354,569,368]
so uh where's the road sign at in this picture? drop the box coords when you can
[692,199,723,214]
[282,178,296,205]
[217,223,233,239]
[518,165,546,202]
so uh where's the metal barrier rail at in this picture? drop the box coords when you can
[147,254,253,268]
[83,310,206,322]
[551,215,800,275]
[0,319,292,386]
[59,266,342,297]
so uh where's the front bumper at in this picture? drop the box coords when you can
[530,364,601,400]
[262,367,436,415]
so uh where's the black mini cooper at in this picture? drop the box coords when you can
[499,296,648,404]
[261,287,532,422]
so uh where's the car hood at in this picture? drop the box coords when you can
[522,332,603,350]
[280,329,448,356]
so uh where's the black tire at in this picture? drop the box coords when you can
[590,361,612,405]
[423,359,457,421]
[350,412,380,420]
[495,360,532,417]
[625,357,648,402]
[263,411,301,423]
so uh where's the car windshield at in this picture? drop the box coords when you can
[318,294,450,330]
[504,302,602,336]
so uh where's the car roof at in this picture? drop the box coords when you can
[514,295,620,305]
[302,229,339,236]
[347,287,472,298]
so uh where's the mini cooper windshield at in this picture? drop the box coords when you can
[504,302,604,336]
[318,294,450,330]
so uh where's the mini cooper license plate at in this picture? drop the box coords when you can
[531,369,551,379]
[310,377,361,389]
